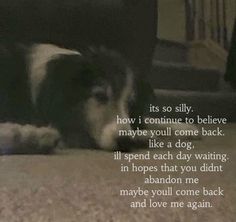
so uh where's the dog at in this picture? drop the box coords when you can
[0,43,143,154]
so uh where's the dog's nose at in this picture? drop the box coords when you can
[116,134,148,151]
[116,136,133,151]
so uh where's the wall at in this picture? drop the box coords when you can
[158,0,186,42]
[158,0,236,46]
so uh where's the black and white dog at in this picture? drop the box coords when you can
[0,43,144,154]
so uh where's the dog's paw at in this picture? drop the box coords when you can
[0,123,61,154]
[37,127,61,150]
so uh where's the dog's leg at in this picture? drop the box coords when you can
[0,123,61,155]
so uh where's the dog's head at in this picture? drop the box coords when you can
[31,45,136,150]
[80,47,136,150]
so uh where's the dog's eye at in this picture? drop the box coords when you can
[91,87,109,104]
[94,91,109,103]
[128,91,136,104]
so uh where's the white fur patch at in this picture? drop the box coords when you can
[0,123,61,154]
[28,44,81,104]
[118,68,133,121]
[85,69,134,150]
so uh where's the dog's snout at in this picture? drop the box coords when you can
[116,136,133,152]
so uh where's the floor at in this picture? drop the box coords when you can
[0,124,235,222]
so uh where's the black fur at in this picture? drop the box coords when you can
[0,44,140,153]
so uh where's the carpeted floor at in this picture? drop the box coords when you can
[0,124,235,222]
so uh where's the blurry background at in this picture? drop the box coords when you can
[0,0,235,121]
[153,0,236,122]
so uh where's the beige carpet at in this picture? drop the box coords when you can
[0,124,235,222]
